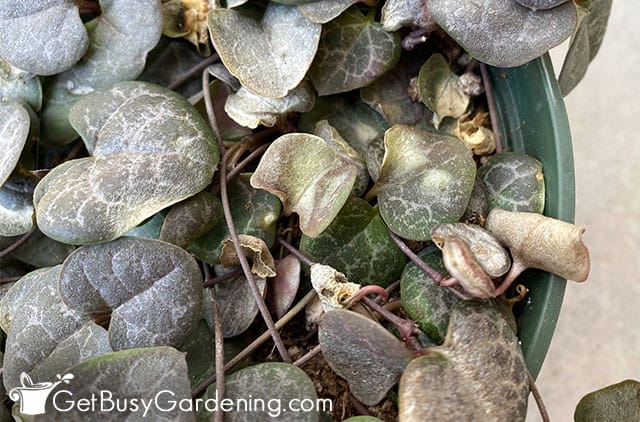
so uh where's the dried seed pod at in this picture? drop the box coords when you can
[431,222,511,277]
[310,263,361,311]
[485,208,590,282]
[441,237,496,299]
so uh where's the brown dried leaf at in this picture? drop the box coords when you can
[485,208,590,282]
[220,234,277,278]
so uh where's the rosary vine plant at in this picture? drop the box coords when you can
[0,0,611,420]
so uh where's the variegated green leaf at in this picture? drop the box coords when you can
[381,0,431,31]
[400,245,459,343]
[417,54,470,126]
[300,197,406,287]
[374,125,476,240]
[309,7,401,95]
[0,59,42,111]
[0,266,91,391]
[477,152,545,213]
[299,0,373,24]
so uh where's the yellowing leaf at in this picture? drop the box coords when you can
[250,133,358,237]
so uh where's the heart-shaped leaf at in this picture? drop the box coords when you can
[208,3,321,98]
[0,181,34,236]
[58,237,203,350]
[30,322,112,383]
[477,152,545,213]
[428,0,577,67]
[187,174,281,264]
[201,362,318,421]
[558,0,612,95]
[381,0,431,31]
[40,0,163,145]
[485,208,590,282]
[299,0,372,24]
[40,347,193,421]
[0,101,30,188]
[35,81,219,245]
[361,55,428,126]
[417,53,470,126]
[0,1,89,75]
[319,309,412,405]
[160,191,223,248]
[374,125,476,240]
[400,245,459,343]
[251,133,358,237]
[210,265,266,338]
[225,80,315,129]
[398,300,529,421]
[300,197,407,287]
[309,7,401,95]
[267,255,301,319]
[574,379,640,422]
[220,234,277,278]
[0,59,43,111]
[431,223,510,278]
[0,266,91,391]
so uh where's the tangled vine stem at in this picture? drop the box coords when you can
[202,267,243,288]
[293,344,322,368]
[277,237,313,266]
[388,231,471,300]
[225,143,270,183]
[169,53,220,91]
[361,297,422,355]
[201,69,290,365]
[192,289,318,398]
[203,265,225,422]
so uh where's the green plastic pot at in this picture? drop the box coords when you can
[487,54,574,379]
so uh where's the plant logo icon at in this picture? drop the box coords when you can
[8,372,74,415]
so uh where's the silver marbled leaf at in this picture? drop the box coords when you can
[39,347,194,421]
[320,309,412,405]
[34,81,219,245]
[40,0,163,145]
[225,80,315,129]
[399,301,529,421]
[58,237,203,350]
[309,7,401,95]
[0,266,91,391]
[0,101,30,188]
[374,125,476,241]
[299,0,372,24]
[201,362,318,421]
[428,0,577,67]
[477,152,545,213]
[208,3,321,98]
[0,0,89,75]
[381,0,431,31]
[0,59,42,111]
[515,0,571,10]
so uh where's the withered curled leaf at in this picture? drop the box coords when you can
[485,208,590,282]
[220,234,277,278]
